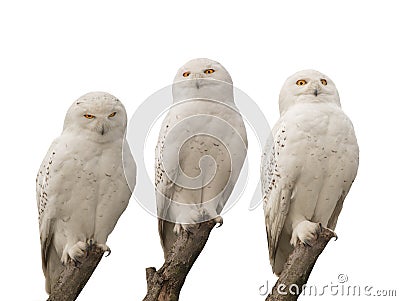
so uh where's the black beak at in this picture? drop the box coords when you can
[314,89,318,96]
[101,125,105,135]
[196,80,200,89]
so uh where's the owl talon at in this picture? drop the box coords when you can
[290,220,321,247]
[87,239,94,251]
[173,223,181,235]
[326,227,338,240]
[97,243,111,256]
[61,241,88,265]
[173,223,194,235]
[214,216,223,228]
[73,258,81,267]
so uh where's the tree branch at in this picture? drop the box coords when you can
[47,246,105,301]
[266,227,337,301]
[143,220,217,301]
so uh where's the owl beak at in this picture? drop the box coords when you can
[101,124,105,135]
[314,89,318,96]
[193,73,202,89]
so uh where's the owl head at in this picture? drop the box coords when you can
[172,58,234,103]
[63,92,127,142]
[279,70,341,115]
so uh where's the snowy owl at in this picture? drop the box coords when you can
[36,92,136,293]
[261,70,359,275]
[156,58,248,256]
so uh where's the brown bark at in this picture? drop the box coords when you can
[47,247,105,301]
[143,220,217,301]
[266,227,337,301]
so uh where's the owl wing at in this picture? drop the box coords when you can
[261,122,293,268]
[155,113,179,251]
[36,141,56,214]
[327,192,346,230]
[36,139,60,281]
[328,114,359,229]
[217,112,248,213]
[327,157,358,229]
[123,137,137,192]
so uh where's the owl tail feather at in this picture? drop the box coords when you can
[158,219,178,259]
[44,244,63,294]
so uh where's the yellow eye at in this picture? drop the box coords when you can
[320,79,327,85]
[108,112,117,118]
[84,114,95,119]
[296,79,307,86]
[204,69,215,74]
[182,71,191,77]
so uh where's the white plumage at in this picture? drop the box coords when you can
[156,58,248,256]
[36,92,136,293]
[261,70,359,275]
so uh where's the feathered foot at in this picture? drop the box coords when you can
[96,243,111,257]
[290,221,322,246]
[61,241,88,265]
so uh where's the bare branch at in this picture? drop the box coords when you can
[143,220,217,301]
[266,227,337,301]
[47,247,105,301]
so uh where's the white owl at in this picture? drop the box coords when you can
[261,70,359,275]
[156,58,248,256]
[36,92,136,293]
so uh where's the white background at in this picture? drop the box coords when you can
[1,1,399,300]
